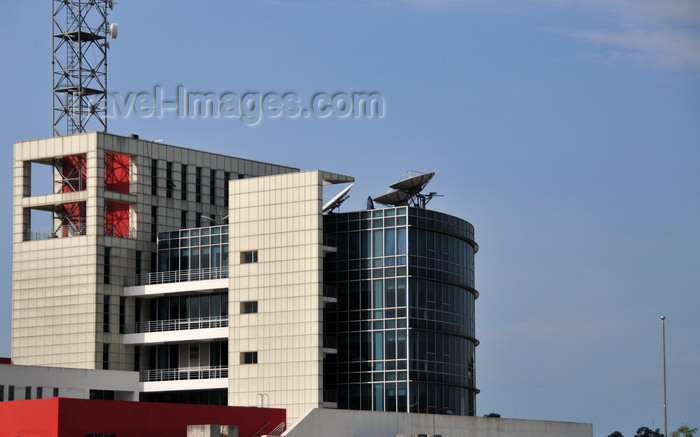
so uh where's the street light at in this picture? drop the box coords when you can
[661,316,667,437]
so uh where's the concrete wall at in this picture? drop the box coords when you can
[0,363,139,401]
[283,408,592,437]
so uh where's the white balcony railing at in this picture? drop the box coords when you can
[140,366,228,382]
[130,266,229,286]
[131,316,228,334]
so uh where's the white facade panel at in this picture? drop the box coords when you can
[141,378,228,393]
[123,327,228,345]
[124,279,229,297]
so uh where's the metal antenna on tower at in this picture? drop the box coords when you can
[52,0,118,136]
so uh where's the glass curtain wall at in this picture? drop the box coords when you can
[324,206,479,415]
[157,225,229,273]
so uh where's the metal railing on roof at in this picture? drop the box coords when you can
[129,266,229,286]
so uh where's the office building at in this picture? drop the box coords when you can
[11,132,477,425]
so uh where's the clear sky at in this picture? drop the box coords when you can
[1,1,698,436]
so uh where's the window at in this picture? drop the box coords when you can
[210,169,216,205]
[102,344,109,370]
[119,297,126,334]
[151,206,158,242]
[134,346,141,372]
[195,212,202,228]
[135,251,142,277]
[103,295,110,333]
[37,386,43,399]
[25,386,31,400]
[103,247,111,284]
[151,159,158,195]
[181,210,187,229]
[241,351,258,364]
[195,167,202,202]
[224,172,230,206]
[166,161,174,198]
[241,301,258,314]
[8,385,14,401]
[90,390,115,400]
[181,164,188,200]
[53,387,59,397]
[0,385,4,401]
[241,250,258,264]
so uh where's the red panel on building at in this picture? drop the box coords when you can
[62,154,86,193]
[104,152,130,194]
[0,398,286,437]
[104,200,130,237]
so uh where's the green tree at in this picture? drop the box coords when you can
[635,427,664,437]
[671,425,698,437]
[608,432,624,437]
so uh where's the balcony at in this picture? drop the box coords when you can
[131,316,228,334]
[24,225,86,241]
[130,266,229,286]
[123,316,228,345]
[140,366,228,383]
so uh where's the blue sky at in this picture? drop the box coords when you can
[1,1,699,436]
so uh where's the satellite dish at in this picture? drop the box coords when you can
[366,196,375,210]
[323,183,353,213]
[373,171,437,208]
[390,172,434,192]
[109,23,119,39]
[373,189,411,206]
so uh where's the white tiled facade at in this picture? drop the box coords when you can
[229,170,352,423]
[12,132,297,372]
[12,132,353,426]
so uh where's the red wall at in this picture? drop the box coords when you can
[0,398,285,437]
[104,200,130,237]
[0,398,59,437]
[104,152,130,194]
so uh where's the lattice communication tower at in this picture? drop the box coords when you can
[52,0,117,136]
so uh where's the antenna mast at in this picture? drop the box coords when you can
[52,0,117,136]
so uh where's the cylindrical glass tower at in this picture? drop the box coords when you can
[323,206,479,415]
